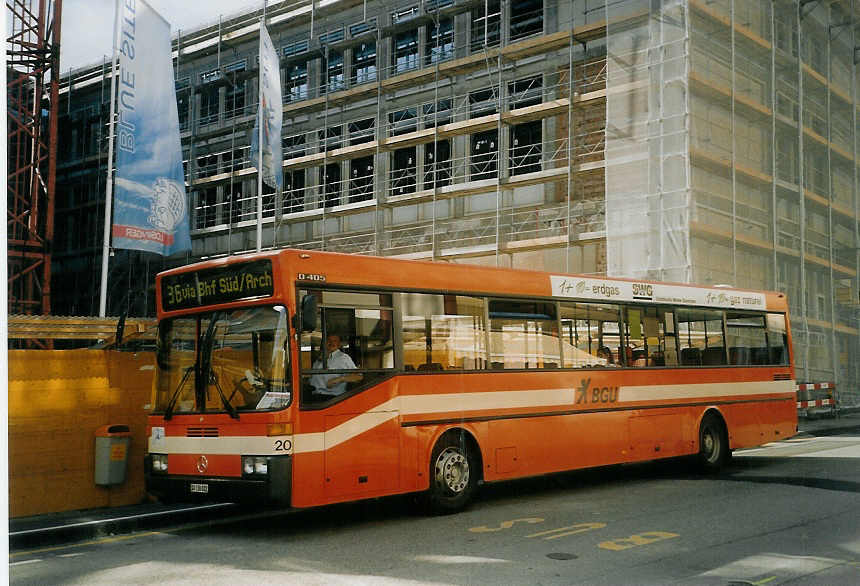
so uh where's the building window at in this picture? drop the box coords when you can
[323,51,344,94]
[262,184,276,218]
[470,88,497,118]
[283,133,306,159]
[319,125,342,152]
[426,18,454,65]
[511,120,542,175]
[349,156,374,202]
[225,186,243,224]
[225,79,246,119]
[196,153,218,178]
[471,0,500,51]
[510,0,543,41]
[199,86,219,125]
[352,42,377,85]
[196,188,217,229]
[391,147,417,195]
[423,99,452,127]
[284,170,305,214]
[424,139,451,189]
[284,62,308,103]
[321,163,341,207]
[471,131,497,180]
[509,76,542,109]
[176,91,189,131]
[389,107,417,136]
[349,118,375,145]
[393,29,419,74]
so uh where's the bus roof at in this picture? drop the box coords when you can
[156,249,789,317]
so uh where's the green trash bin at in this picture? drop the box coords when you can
[94,424,131,486]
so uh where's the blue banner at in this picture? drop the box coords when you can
[250,23,283,190]
[112,0,190,256]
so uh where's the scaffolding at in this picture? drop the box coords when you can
[51,0,860,398]
[6,0,62,330]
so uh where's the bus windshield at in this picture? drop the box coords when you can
[155,305,291,415]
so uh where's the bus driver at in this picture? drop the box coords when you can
[310,334,362,398]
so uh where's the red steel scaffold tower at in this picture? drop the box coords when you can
[7,0,62,329]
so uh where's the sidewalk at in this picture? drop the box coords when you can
[9,411,860,551]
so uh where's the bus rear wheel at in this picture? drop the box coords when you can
[425,433,477,514]
[697,413,730,472]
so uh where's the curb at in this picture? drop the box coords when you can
[9,503,237,551]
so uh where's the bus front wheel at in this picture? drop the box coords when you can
[697,413,730,472]
[425,433,477,514]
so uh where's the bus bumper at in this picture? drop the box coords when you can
[145,455,291,505]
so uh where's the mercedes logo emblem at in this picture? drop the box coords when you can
[196,455,208,474]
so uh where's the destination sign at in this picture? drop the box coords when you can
[161,259,275,311]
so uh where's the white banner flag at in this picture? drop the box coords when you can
[112,0,190,255]
[251,23,283,190]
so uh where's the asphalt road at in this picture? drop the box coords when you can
[10,432,860,585]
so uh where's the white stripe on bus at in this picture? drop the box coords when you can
[154,381,793,456]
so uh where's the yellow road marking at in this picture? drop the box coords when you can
[599,531,680,551]
[528,523,606,540]
[469,518,544,533]
[750,577,777,585]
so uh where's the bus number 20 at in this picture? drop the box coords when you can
[274,439,292,452]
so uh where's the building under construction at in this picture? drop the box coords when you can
[54,0,859,396]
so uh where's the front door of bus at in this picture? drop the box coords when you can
[323,398,400,499]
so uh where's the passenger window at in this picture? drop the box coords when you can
[402,293,486,370]
[299,290,394,407]
[726,313,767,365]
[489,300,559,369]
[559,302,621,367]
[677,309,726,366]
[766,313,789,365]
[622,306,669,367]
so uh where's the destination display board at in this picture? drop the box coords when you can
[161,260,275,311]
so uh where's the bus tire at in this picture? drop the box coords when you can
[425,432,478,514]
[697,413,729,472]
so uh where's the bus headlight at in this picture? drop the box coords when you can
[242,456,268,477]
[151,454,168,474]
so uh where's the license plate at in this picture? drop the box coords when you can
[190,483,209,494]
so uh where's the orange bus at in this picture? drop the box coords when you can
[145,249,796,512]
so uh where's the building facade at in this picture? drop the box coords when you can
[55,0,859,397]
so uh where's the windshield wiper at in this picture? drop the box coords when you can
[209,369,239,419]
[163,365,194,421]
[196,312,239,419]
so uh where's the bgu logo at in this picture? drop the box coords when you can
[575,378,619,405]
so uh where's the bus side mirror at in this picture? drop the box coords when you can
[293,294,318,332]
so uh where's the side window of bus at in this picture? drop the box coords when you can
[766,313,789,365]
[726,312,787,365]
[489,300,559,369]
[299,290,394,406]
[622,306,669,367]
[402,293,486,371]
[677,309,726,366]
[559,302,622,367]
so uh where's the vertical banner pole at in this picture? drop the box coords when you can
[256,10,265,251]
[99,0,122,317]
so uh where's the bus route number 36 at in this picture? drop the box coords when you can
[274,439,292,452]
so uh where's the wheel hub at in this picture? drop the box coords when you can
[703,432,715,456]
[435,447,469,494]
